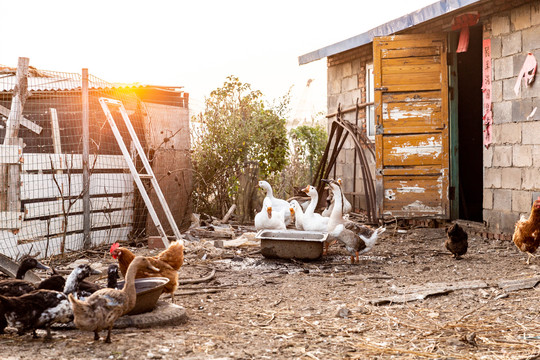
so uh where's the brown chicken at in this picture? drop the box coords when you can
[445,223,468,259]
[110,240,184,302]
[513,197,540,264]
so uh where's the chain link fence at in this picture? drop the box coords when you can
[0,59,191,260]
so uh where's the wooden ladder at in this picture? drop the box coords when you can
[99,97,182,248]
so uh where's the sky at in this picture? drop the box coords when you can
[1,0,437,117]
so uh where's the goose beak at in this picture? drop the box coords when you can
[290,207,295,215]
[301,186,309,194]
[267,206,272,218]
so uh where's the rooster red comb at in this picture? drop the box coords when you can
[110,242,120,258]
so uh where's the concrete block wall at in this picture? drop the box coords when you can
[327,44,375,211]
[483,0,540,233]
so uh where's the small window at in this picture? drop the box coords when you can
[365,63,375,139]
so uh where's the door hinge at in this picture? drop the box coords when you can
[376,124,384,135]
[374,87,388,92]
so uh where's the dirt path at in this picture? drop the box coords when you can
[2,225,540,359]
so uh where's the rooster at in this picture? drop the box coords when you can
[110,240,184,302]
[445,223,468,259]
[513,197,540,264]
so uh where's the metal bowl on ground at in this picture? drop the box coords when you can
[0,253,42,283]
[117,277,170,315]
[255,229,328,260]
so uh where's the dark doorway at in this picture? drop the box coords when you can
[457,25,483,221]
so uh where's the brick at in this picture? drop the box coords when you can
[492,101,512,124]
[511,4,531,31]
[501,167,522,189]
[522,121,540,144]
[498,122,521,144]
[494,56,514,80]
[501,32,522,56]
[513,145,532,167]
[513,190,533,212]
[483,146,493,167]
[492,15,510,36]
[492,145,513,166]
[523,26,540,52]
[485,167,502,188]
[483,188,494,209]
[341,75,358,92]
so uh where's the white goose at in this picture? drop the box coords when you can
[255,197,286,231]
[301,185,329,232]
[323,179,385,263]
[258,180,291,225]
[289,200,305,230]
[322,178,352,217]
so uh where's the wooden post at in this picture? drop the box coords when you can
[49,108,63,176]
[82,68,91,249]
[1,57,29,215]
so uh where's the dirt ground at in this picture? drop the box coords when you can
[2,221,540,360]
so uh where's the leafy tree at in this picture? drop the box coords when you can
[191,76,289,217]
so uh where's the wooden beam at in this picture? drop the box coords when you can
[0,104,42,134]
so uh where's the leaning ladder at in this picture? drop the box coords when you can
[99,97,182,248]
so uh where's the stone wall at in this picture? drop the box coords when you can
[483,1,540,233]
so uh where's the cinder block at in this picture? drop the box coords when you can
[483,146,493,168]
[533,145,540,167]
[523,26,540,52]
[483,209,500,231]
[483,188,494,209]
[500,211,519,233]
[494,56,514,80]
[513,190,533,212]
[492,145,513,167]
[511,4,531,31]
[512,145,532,167]
[502,78,519,100]
[341,62,353,78]
[501,167,522,189]
[492,15,510,36]
[341,75,358,92]
[522,168,540,190]
[492,80,503,103]
[502,32,522,56]
[492,101,512,124]
[532,3,540,26]
[491,37,502,59]
[522,121,540,144]
[523,77,540,99]
[498,122,521,144]
[484,167,502,188]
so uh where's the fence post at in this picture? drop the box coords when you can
[82,68,91,249]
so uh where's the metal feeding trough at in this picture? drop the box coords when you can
[117,277,170,315]
[0,253,42,283]
[255,229,328,260]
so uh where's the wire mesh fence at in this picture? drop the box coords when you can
[0,60,191,260]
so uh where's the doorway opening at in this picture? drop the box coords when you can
[456,25,483,222]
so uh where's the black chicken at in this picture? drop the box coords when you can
[445,223,468,259]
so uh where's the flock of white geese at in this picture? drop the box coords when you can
[255,179,385,263]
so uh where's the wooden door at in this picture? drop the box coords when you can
[373,34,449,219]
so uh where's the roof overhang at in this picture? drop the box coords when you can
[298,0,483,65]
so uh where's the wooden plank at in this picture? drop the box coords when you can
[382,101,442,132]
[0,144,23,164]
[383,91,441,103]
[382,175,444,216]
[22,154,129,171]
[381,47,440,59]
[382,63,441,75]
[20,173,133,200]
[24,194,134,219]
[382,56,440,67]
[0,104,42,135]
[383,133,443,166]
[382,72,442,88]
[0,211,23,230]
[17,209,134,241]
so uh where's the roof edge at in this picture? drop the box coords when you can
[298,0,483,65]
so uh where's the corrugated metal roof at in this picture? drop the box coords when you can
[298,0,483,65]
[0,66,183,92]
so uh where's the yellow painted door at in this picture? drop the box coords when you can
[373,34,449,219]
